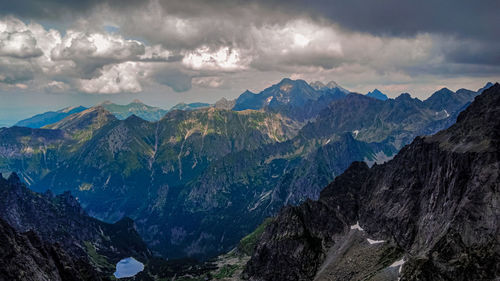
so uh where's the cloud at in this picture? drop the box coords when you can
[248,20,344,71]
[0,30,43,58]
[0,1,498,98]
[192,76,224,88]
[78,62,144,94]
[0,16,184,93]
[42,80,70,93]
[0,57,35,84]
[51,31,146,77]
[273,0,500,40]
[182,46,246,71]
[153,68,192,92]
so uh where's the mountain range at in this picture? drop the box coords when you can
[15,106,88,128]
[13,100,213,129]
[0,79,494,262]
[243,83,500,281]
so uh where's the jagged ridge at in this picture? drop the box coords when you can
[244,83,500,281]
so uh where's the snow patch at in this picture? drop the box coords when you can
[390,258,405,268]
[350,221,364,231]
[266,96,273,104]
[248,190,273,211]
[390,257,405,276]
[366,238,385,244]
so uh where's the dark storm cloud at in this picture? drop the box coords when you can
[3,0,497,39]
[0,58,36,84]
[443,41,500,66]
[0,0,145,19]
[273,0,500,39]
[154,69,192,92]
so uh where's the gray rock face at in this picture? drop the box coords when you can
[0,218,106,281]
[244,83,500,281]
[0,173,151,271]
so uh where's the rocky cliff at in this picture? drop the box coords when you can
[0,172,150,274]
[244,83,500,281]
[0,218,107,281]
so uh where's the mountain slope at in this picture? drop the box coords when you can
[138,133,392,259]
[0,217,107,281]
[0,172,150,275]
[15,106,87,128]
[301,90,474,149]
[28,108,301,258]
[244,83,500,281]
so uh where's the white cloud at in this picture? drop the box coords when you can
[43,80,70,93]
[192,76,224,88]
[182,46,246,71]
[0,30,43,58]
[78,62,144,94]
[140,44,173,61]
[52,31,145,62]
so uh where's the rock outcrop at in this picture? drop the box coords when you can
[244,83,500,281]
[0,217,107,281]
[0,173,150,274]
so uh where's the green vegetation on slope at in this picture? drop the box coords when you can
[238,218,274,256]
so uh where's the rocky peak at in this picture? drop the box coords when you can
[215,97,236,110]
[478,81,494,93]
[274,78,312,93]
[434,87,454,95]
[310,81,326,90]
[310,80,346,92]
[366,88,389,101]
[395,92,412,100]
[241,90,255,96]
[325,81,341,89]
[427,82,500,152]
[47,106,116,132]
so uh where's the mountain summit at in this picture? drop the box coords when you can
[233,78,319,111]
[366,88,388,100]
[233,78,347,120]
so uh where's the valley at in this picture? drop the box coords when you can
[0,79,491,261]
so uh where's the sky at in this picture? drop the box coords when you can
[0,0,499,125]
